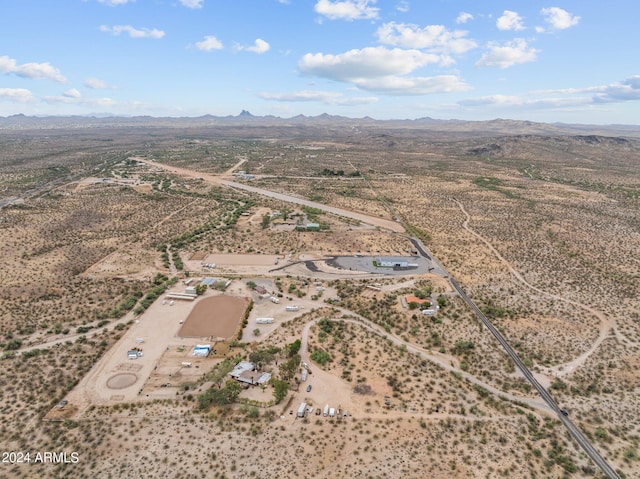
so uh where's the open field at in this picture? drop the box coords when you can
[178,295,247,338]
[1,120,639,478]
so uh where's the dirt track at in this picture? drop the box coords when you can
[134,157,405,233]
[178,295,247,338]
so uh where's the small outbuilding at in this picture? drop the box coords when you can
[193,344,212,357]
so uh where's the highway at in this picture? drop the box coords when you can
[449,277,620,479]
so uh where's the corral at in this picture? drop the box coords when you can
[177,295,248,338]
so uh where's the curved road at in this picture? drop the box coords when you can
[9,157,619,478]
[453,198,614,378]
[449,277,619,478]
[301,313,554,414]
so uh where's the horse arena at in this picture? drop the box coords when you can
[178,295,248,339]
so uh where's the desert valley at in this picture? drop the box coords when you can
[0,115,639,479]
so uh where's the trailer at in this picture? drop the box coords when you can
[285,305,299,311]
[323,404,330,417]
[181,362,192,367]
[329,408,336,418]
[301,369,308,382]
[297,402,307,418]
[255,317,274,324]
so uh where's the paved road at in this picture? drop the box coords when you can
[449,277,620,479]
[300,312,553,414]
[137,158,405,233]
[453,198,615,379]
[9,155,618,477]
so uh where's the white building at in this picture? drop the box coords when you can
[193,344,212,357]
[376,257,409,268]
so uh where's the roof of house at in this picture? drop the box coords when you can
[230,361,255,378]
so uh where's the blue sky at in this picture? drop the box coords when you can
[0,0,638,123]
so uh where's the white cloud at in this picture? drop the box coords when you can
[43,94,118,108]
[396,1,409,13]
[63,88,81,98]
[476,39,538,68]
[195,35,224,51]
[259,90,378,105]
[459,76,640,111]
[298,47,469,96]
[496,10,525,31]
[84,77,115,89]
[0,88,34,102]
[97,0,135,5]
[99,25,165,39]
[237,38,271,54]
[540,7,580,31]
[456,12,473,24]
[314,0,379,21]
[0,55,67,82]
[459,94,587,109]
[355,75,471,95]
[591,76,640,103]
[299,47,444,82]
[179,0,203,9]
[376,22,477,54]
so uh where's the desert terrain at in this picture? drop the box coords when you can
[0,118,638,478]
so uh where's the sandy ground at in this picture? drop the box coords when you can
[53,285,221,415]
[178,295,247,338]
[206,253,280,266]
[186,253,282,276]
[134,157,405,233]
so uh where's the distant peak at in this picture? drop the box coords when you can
[238,110,253,117]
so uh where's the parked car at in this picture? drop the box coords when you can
[306,385,312,392]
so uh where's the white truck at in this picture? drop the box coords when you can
[297,402,307,418]
[270,296,280,304]
[323,404,330,417]
[329,408,336,418]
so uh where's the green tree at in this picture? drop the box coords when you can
[311,349,331,365]
[272,378,289,404]
[280,354,301,381]
[287,339,301,357]
[437,296,447,308]
[249,348,277,369]
[219,380,242,404]
[5,339,22,350]
[207,357,237,388]
[261,213,271,229]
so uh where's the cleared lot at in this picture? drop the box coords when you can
[178,295,248,339]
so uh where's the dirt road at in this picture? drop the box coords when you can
[454,199,615,378]
[135,158,405,233]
